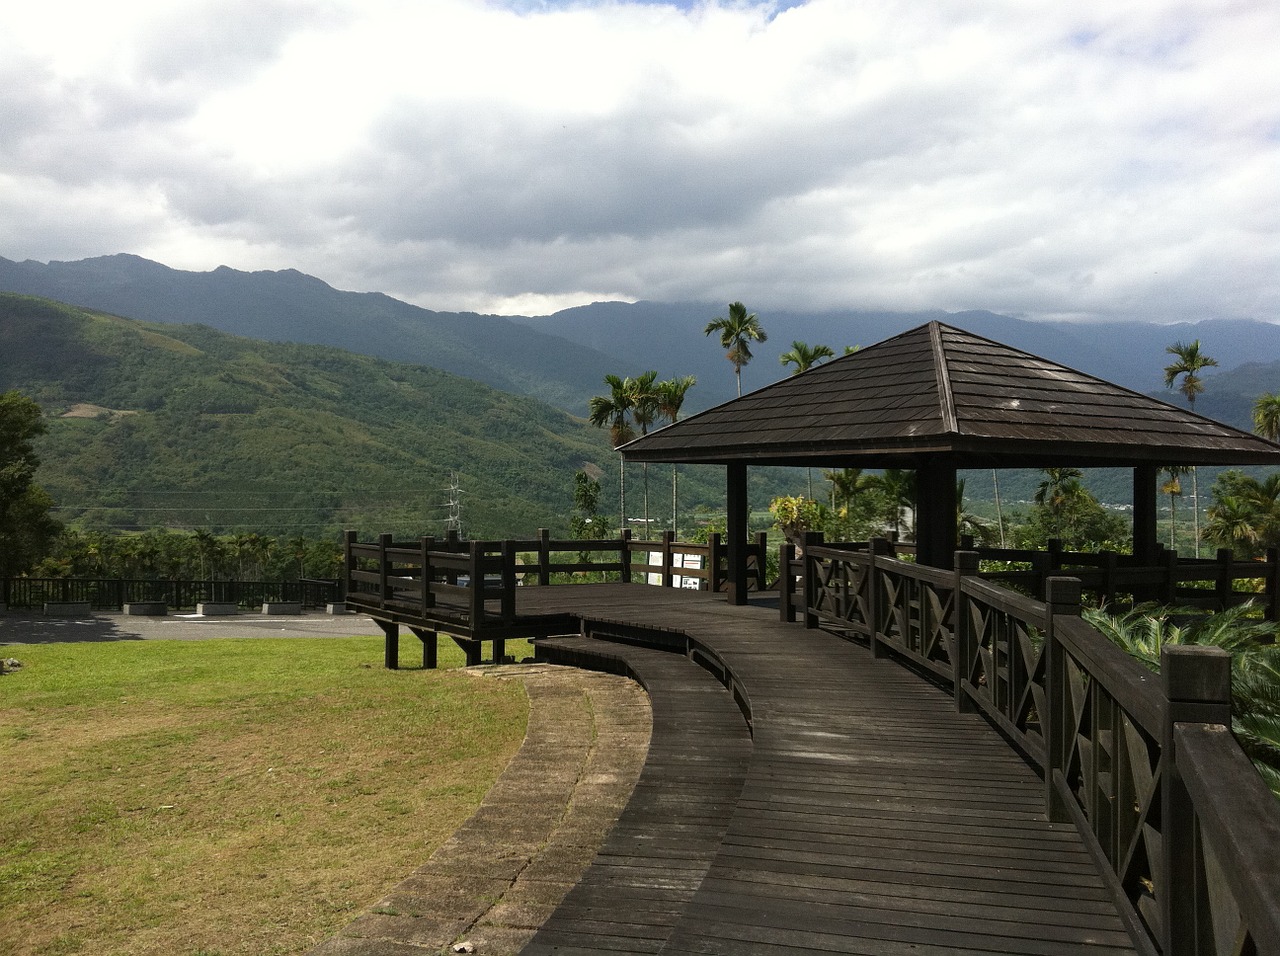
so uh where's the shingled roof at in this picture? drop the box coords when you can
[621,322,1280,469]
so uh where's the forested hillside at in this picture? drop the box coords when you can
[0,294,627,538]
[0,255,621,412]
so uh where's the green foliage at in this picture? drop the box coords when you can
[1013,468,1130,551]
[1084,603,1280,796]
[1,294,619,539]
[1204,470,1280,558]
[569,471,606,543]
[0,389,62,576]
[35,527,345,581]
[768,495,827,541]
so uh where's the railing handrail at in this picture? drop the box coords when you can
[341,528,771,629]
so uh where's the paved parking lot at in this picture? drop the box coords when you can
[0,609,388,645]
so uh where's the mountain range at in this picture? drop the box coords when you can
[2,255,1278,538]
[3,254,1279,417]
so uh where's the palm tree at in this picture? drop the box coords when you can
[1203,496,1263,557]
[1254,393,1280,443]
[588,374,637,532]
[779,340,835,375]
[1165,339,1218,556]
[1160,465,1189,550]
[704,302,767,397]
[779,341,835,497]
[1164,339,1218,410]
[1204,472,1280,558]
[1035,467,1086,540]
[629,371,661,533]
[871,469,916,539]
[656,375,696,536]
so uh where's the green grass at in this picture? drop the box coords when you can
[0,636,529,955]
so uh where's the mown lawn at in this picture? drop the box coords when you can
[0,636,529,956]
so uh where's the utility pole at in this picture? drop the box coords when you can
[445,473,463,537]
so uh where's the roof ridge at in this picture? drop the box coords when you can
[930,322,959,434]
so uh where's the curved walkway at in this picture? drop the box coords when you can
[307,664,651,956]
[519,587,1141,956]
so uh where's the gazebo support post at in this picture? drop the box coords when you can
[726,462,750,605]
[1132,463,1160,565]
[915,458,957,569]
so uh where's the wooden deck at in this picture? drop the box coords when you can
[515,585,1139,956]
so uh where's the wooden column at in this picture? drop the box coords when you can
[915,457,957,569]
[726,462,749,605]
[1132,464,1159,565]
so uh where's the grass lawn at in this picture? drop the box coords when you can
[0,635,530,956]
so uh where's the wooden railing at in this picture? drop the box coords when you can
[342,529,769,631]
[787,539,1280,956]
[1,577,340,611]
[970,539,1280,620]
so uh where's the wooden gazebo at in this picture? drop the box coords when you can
[621,321,1280,602]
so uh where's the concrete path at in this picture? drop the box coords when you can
[307,664,652,956]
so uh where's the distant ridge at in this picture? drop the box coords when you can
[3,253,1279,415]
[0,254,620,412]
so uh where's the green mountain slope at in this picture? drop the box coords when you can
[0,254,622,412]
[1,294,621,538]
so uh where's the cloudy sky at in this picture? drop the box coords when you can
[2,0,1276,321]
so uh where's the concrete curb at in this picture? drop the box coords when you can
[306,664,651,956]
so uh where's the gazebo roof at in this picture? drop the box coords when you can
[621,321,1280,469]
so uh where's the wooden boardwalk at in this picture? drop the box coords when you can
[518,585,1140,956]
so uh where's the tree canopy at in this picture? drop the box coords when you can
[0,390,61,577]
[704,302,766,397]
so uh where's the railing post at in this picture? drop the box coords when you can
[868,537,892,657]
[780,541,796,623]
[1100,550,1117,607]
[1043,575,1082,823]
[1160,644,1232,956]
[620,529,633,583]
[420,536,435,612]
[951,551,981,709]
[1163,548,1179,605]
[1215,547,1233,611]
[469,541,484,625]
[1268,547,1280,623]
[709,533,723,593]
[501,540,517,624]
[662,530,675,588]
[802,531,823,629]
[538,529,551,586]
[377,532,393,609]
[754,531,768,591]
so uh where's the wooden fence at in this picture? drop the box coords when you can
[964,537,1280,620]
[343,529,768,618]
[783,537,1280,956]
[1,577,340,611]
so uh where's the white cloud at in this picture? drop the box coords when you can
[1,0,1277,321]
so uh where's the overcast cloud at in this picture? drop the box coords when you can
[1,0,1276,320]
